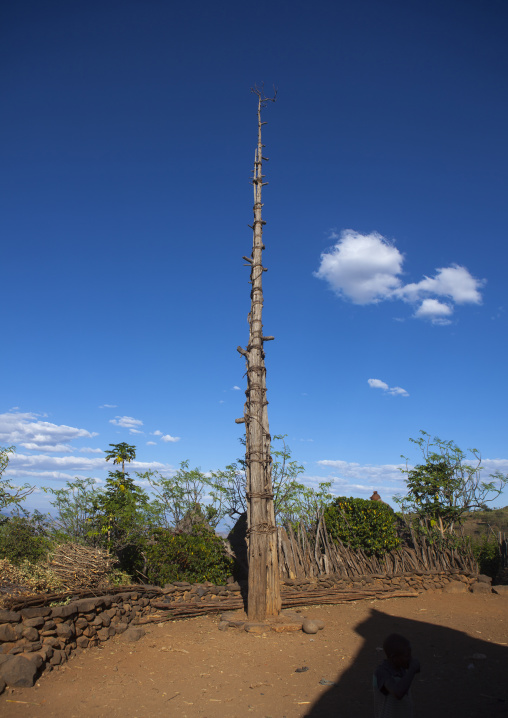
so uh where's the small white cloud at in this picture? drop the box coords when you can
[219,400,225,404]
[161,434,180,443]
[20,442,73,453]
[128,428,143,435]
[99,404,117,409]
[79,447,104,454]
[368,378,409,397]
[396,265,483,305]
[314,230,403,304]
[0,412,97,449]
[146,441,157,446]
[315,230,485,325]
[414,298,453,325]
[232,386,241,391]
[109,416,143,429]
[152,430,162,436]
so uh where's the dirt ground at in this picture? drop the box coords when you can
[1,591,507,718]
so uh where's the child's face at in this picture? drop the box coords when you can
[389,646,411,670]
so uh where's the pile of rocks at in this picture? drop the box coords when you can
[0,588,158,692]
[280,569,491,594]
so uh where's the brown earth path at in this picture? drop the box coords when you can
[1,591,507,718]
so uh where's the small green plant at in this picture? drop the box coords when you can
[145,526,234,586]
[0,513,52,565]
[324,497,401,557]
[470,534,500,578]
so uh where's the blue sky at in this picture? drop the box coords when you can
[2,0,507,521]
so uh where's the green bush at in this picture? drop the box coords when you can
[145,526,234,586]
[0,514,52,565]
[470,534,500,578]
[324,497,401,557]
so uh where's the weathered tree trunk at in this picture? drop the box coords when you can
[236,87,281,621]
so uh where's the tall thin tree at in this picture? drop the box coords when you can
[236,86,281,620]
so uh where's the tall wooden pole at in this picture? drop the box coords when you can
[236,87,281,621]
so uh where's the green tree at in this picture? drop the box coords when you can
[139,460,226,530]
[324,497,400,557]
[105,442,136,474]
[43,477,102,544]
[395,430,508,535]
[0,446,34,516]
[210,436,334,528]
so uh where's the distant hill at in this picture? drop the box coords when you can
[460,506,508,539]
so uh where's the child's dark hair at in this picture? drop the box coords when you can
[383,633,411,659]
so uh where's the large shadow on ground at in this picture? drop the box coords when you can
[304,606,507,718]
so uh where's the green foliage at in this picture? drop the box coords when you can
[43,477,102,545]
[395,431,508,535]
[211,435,334,528]
[92,469,159,574]
[140,460,226,530]
[470,534,501,578]
[145,525,234,586]
[324,497,401,557]
[105,443,137,473]
[0,512,52,565]
[0,445,34,515]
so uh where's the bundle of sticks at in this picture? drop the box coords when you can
[144,587,418,622]
[46,543,114,590]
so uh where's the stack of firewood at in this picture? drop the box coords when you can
[46,543,114,590]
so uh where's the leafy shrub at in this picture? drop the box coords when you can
[0,514,52,565]
[324,497,401,557]
[470,534,500,578]
[0,558,63,594]
[145,526,234,586]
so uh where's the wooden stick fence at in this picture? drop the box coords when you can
[277,516,478,580]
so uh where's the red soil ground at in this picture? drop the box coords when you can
[2,590,507,718]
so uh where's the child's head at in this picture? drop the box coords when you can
[383,633,412,669]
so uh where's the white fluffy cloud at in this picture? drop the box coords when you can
[314,230,403,304]
[5,452,175,484]
[0,412,97,451]
[99,404,117,409]
[413,298,453,325]
[161,434,180,443]
[368,378,409,397]
[315,230,484,324]
[109,416,144,434]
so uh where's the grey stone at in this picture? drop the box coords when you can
[76,636,89,648]
[0,611,20,623]
[74,598,100,612]
[51,604,77,619]
[0,655,37,687]
[478,574,493,584]
[21,607,51,619]
[471,582,492,594]
[121,627,146,642]
[114,622,128,634]
[218,621,229,631]
[22,627,40,642]
[23,616,45,628]
[26,652,44,669]
[97,628,110,641]
[302,619,319,635]
[0,624,17,642]
[56,622,75,640]
[100,613,111,627]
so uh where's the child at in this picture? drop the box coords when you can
[373,633,421,717]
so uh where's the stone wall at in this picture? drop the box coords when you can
[0,570,493,693]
